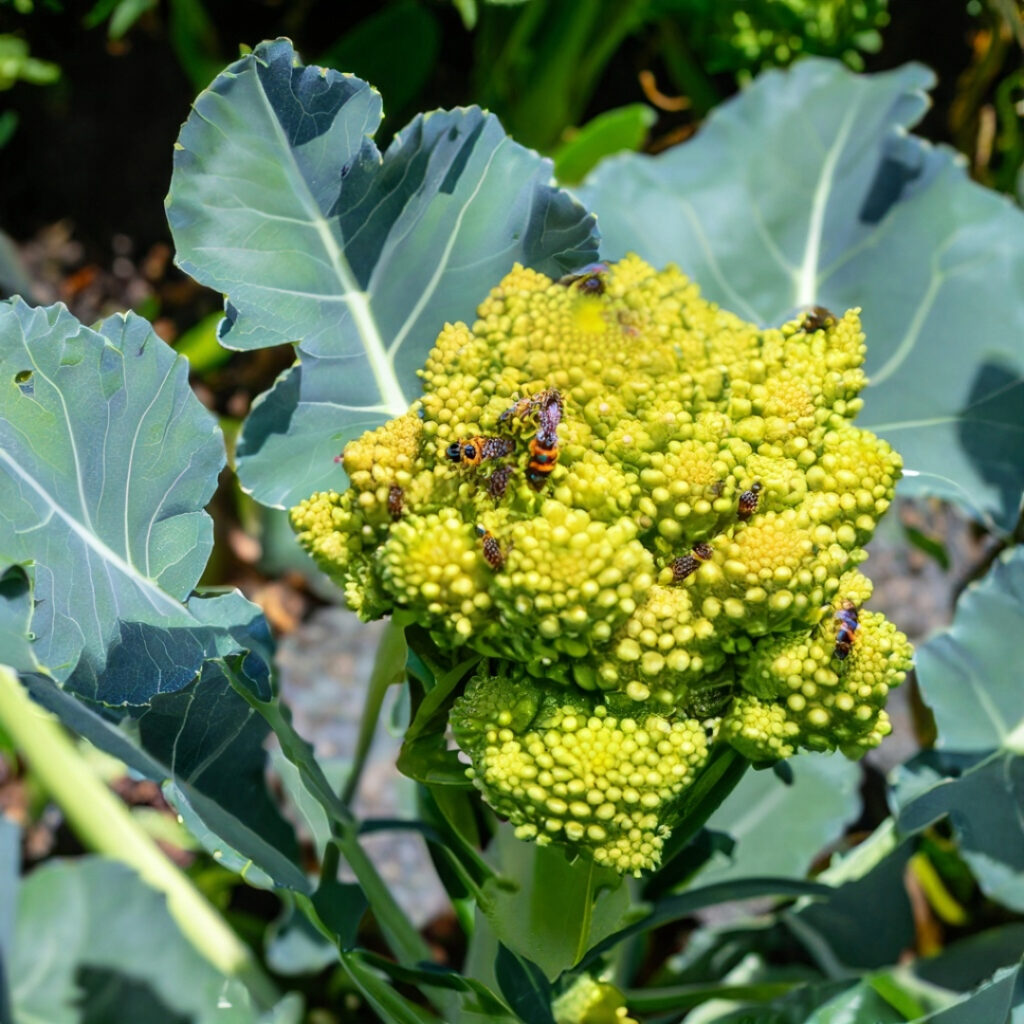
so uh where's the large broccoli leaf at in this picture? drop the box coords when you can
[696,753,860,885]
[167,38,599,508]
[0,562,34,672]
[0,300,303,888]
[0,301,222,677]
[890,546,1024,913]
[580,58,1024,534]
[894,751,1024,913]
[11,857,302,1024]
[914,546,1024,753]
[912,964,1023,1023]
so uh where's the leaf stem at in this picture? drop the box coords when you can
[0,665,278,1011]
[573,861,597,967]
[221,665,433,966]
[340,618,407,808]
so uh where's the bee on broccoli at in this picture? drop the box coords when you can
[558,261,609,295]
[832,599,860,661]
[387,485,404,520]
[737,481,762,521]
[499,389,564,490]
[486,465,515,502]
[801,306,836,332]
[445,436,515,467]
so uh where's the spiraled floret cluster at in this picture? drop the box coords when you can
[452,674,710,874]
[291,257,913,873]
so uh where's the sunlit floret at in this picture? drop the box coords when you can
[451,673,711,875]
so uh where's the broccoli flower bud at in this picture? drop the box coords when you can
[589,584,726,705]
[553,975,639,1024]
[291,256,913,872]
[724,573,913,759]
[451,673,711,876]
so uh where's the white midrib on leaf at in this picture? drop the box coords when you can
[796,100,859,307]
[256,72,409,418]
[311,219,408,418]
[0,447,185,616]
[1004,718,1024,756]
[386,134,502,358]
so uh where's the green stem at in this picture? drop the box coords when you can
[221,666,433,967]
[670,746,748,851]
[333,830,432,965]
[340,617,407,808]
[320,837,340,886]
[573,861,598,967]
[0,665,278,1010]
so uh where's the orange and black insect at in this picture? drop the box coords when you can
[486,465,515,502]
[801,306,836,332]
[670,542,713,583]
[737,482,762,521]
[445,436,516,467]
[558,262,609,295]
[387,485,404,520]
[527,434,558,490]
[499,389,564,490]
[832,600,860,661]
[476,525,506,570]
[530,393,564,489]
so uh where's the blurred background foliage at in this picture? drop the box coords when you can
[0,0,1022,253]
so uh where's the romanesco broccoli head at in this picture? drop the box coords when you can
[291,256,912,872]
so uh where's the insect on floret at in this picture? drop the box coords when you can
[801,305,836,332]
[557,261,609,295]
[669,541,714,583]
[445,435,515,467]
[475,524,506,570]
[737,481,762,521]
[486,464,515,502]
[832,598,860,660]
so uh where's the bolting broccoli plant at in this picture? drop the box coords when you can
[291,256,913,875]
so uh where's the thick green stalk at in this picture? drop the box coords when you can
[0,665,278,1010]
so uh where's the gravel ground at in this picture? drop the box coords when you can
[276,612,451,926]
[863,499,988,771]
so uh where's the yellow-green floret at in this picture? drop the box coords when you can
[553,975,639,1024]
[724,572,913,759]
[291,256,913,872]
[451,673,710,876]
